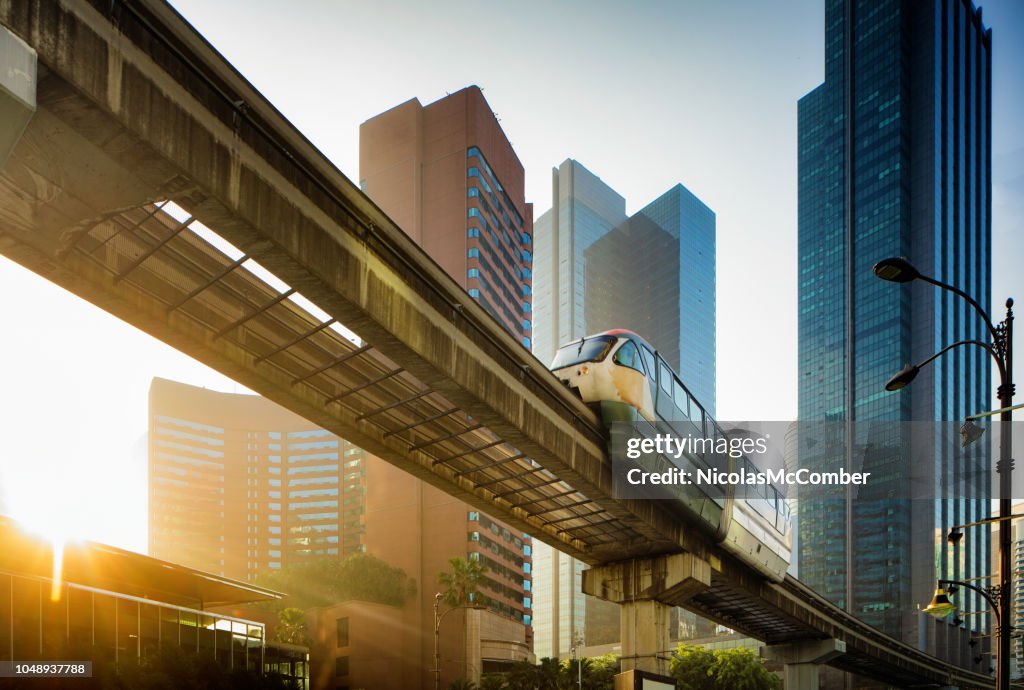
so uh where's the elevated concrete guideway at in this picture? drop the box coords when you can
[0,2,994,688]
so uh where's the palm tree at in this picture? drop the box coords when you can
[274,607,309,645]
[438,556,489,607]
[448,680,478,690]
[505,659,538,690]
[536,657,562,690]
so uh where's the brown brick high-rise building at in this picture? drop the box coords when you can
[359,86,536,685]
[360,85,534,348]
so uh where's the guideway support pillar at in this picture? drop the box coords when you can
[762,638,846,690]
[582,553,711,676]
[0,23,37,166]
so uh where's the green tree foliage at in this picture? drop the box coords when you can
[504,659,540,690]
[447,680,478,690]
[709,647,779,690]
[479,674,506,690]
[254,554,416,611]
[274,607,309,645]
[438,556,489,607]
[670,644,779,690]
[480,655,618,690]
[670,645,717,690]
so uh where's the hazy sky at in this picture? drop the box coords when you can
[1,0,1021,551]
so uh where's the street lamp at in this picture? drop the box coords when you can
[570,631,584,689]
[874,256,1015,690]
[433,592,484,690]
[924,578,1004,665]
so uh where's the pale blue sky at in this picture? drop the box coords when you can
[0,1,1020,550]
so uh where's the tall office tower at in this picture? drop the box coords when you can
[797,0,991,675]
[360,86,534,348]
[531,161,716,658]
[531,160,627,368]
[148,377,367,581]
[360,86,535,684]
[587,185,716,410]
[532,161,716,411]
[150,378,535,687]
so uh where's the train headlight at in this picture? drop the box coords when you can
[580,366,590,375]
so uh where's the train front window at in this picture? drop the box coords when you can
[612,341,645,374]
[551,335,617,370]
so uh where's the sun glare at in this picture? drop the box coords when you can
[12,509,88,603]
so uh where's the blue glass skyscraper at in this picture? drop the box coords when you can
[532,159,716,659]
[798,0,992,674]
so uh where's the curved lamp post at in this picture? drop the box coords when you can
[924,579,1001,622]
[433,592,484,690]
[874,256,1015,690]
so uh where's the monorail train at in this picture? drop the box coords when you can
[550,329,792,582]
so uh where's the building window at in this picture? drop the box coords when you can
[336,617,349,647]
[335,656,350,677]
[468,268,480,279]
[468,248,479,258]
[469,289,480,298]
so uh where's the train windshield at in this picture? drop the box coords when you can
[551,335,617,370]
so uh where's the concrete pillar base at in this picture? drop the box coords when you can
[620,599,672,675]
[582,553,711,676]
[763,639,846,690]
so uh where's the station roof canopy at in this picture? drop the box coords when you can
[0,516,282,609]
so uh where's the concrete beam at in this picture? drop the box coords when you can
[0,0,705,564]
[581,553,712,606]
[0,24,36,166]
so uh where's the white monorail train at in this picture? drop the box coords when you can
[550,329,792,582]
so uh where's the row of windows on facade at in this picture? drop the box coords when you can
[466,186,531,246]
[466,146,524,230]
[466,217,533,264]
[466,223,532,315]
[467,247,531,321]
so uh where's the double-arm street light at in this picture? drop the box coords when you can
[873,256,1015,690]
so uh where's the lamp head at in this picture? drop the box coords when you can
[885,364,920,391]
[960,420,986,448]
[873,257,920,283]
[947,528,964,545]
[923,586,957,619]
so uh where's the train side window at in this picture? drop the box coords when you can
[660,362,672,393]
[613,341,644,373]
[672,380,690,419]
[640,347,657,381]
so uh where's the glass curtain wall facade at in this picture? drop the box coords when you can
[797,0,991,672]
[588,185,717,414]
[149,378,367,581]
[532,159,627,368]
